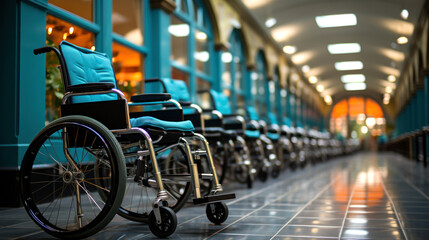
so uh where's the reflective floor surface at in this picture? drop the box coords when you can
[2,151,429,239]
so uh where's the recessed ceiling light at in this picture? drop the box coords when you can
[302,65,310,73]
[328,43,361,54]
[265,17,277,28]
[316,84,324,92]
[309,76,318,84]
[387,75,396,82]
[401,9,409,20]
[345,82,366,91]
[324,95,332,104]
[315,14,357,28]
[386,86,392,93]
[383,98,390,105]
[335,61,364,71]
[341,74,366,83]
[283,45,297,54]
[384,93,390,99]
[397,36,408,44]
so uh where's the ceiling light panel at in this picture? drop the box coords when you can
[341,74,366,83]
[315,14,357,28]
[335,61,364,71]
[345,82,366,91]
[265,17,277,28]
[328,43,361,54]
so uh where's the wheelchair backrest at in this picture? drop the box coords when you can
[283,117,292,127]
[246,106,259,121]
[268,112,278,125]
[59,41,117,103]
[145,78,191,103]
[209,90,232,115]
[58,41,128,130]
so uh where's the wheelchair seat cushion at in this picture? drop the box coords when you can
[245,129,260,138]
[267,132,280,141]
[130,116,195,132]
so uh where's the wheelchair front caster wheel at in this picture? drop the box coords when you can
[206,202,229,225]
[148,206,177,238]
[246,172,253,189]
[271,165,280,178]
[258,166,269,182]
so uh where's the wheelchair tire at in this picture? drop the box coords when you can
[246,171,253,189]
[271,164,281,178]
[206,202,229,225]
[20,115,126,239]
[258,165,269,182]
[118,145,192,222]
[148,206,177,238]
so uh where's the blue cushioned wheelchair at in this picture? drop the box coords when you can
[144,79,254,189]
[19,41,234,239]
[245,106,280,181]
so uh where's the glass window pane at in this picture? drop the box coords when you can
[45,15,95,123]
[193,0,199,22]
[112,42,145,101]
[195,30,210,74]
[235,57,242,90]
[170,16,189,65]
[171,67,189,85]
[113,0,144,45]
[269,81,276,113]
[196,78,211,108]
[197,77,211,91]
[237,94,246,116]
[222,52,232,89]
[180,0,188,14]
[49,0,93,22]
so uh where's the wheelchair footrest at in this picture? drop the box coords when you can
[192,193,236,205]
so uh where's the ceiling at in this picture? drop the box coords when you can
[241,0,426,104]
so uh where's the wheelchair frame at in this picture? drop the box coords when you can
[19,42,234,239]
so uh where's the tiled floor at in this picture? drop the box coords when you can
[2,151,429,239]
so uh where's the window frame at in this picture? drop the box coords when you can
[171,0,215,100]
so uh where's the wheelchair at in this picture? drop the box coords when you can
[199,89,255,188]
[19,41,234,239]
[242,106,278,181]
[143,78,254,189]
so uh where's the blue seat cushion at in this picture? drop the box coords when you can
[245,129,260,138]
[267,132,280,141]
[130,116,195,132]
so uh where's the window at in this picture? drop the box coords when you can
[44,0,147,124]
[224,29,246,112]
[330,97,385,137]
[171,0,214,97]
[170,15,189,65]
[255,51,269,120]
[49,0,93,22]
[45,15,95,123]
[113,0,144,45]
[112,42,145,101]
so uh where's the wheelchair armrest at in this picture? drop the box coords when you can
[131,93,171,102]
[179,101,192,106]
[67,83,115,93]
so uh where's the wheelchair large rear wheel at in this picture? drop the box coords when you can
[118,145,192,222]
[20,115,126,239]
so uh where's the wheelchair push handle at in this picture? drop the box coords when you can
[33,46,56,55]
